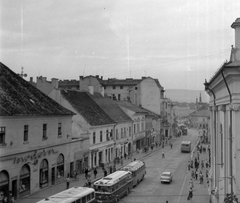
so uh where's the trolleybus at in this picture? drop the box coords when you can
[181,141,191,153]
[93,170,133,203]
[36,186,95,203]
[120,160,146,186]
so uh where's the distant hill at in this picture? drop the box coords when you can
[165,89,210,103]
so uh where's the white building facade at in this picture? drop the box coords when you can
[204,18,240,203]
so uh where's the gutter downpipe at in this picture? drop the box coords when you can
[204,80,216,203]
[221,69,233,202]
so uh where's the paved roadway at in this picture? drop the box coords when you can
[121,128,210,203]
[17,128,210,203]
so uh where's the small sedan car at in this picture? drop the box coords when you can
[160,171,173,183]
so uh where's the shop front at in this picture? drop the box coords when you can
[0,145,71,201]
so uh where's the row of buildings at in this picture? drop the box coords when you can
[0,63,175,201]
[204,18,240,203]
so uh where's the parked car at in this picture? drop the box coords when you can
[160,172,173,183]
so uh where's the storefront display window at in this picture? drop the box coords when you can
[57,154,64,179]
[40,159,48,188]
[19,165,30,197]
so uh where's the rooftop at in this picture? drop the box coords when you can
[0,62,74,116]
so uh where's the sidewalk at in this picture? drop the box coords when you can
[16,144,165,203]
[183,142,211,203]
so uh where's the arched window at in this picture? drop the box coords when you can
[57,154,64,179]
[19,165,30,196]
[40,159,48,188]
[0,170,9,198]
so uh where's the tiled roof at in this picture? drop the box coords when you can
[116,101,149,114]
[60,90,115,126]
[90,93,133,123]
[0,62,74,116]
[189,108,210,117]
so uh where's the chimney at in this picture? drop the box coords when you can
[100,86,104,97]
[88,86,94,95]
[30,77,33,82]
[51,78,59,88]
[231,17,240,60]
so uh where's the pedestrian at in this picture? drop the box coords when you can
[120,158,123,166]
[109,165,113,174]
[124,153,127,160]
[104,169,108,177]
[187,187,193,200]
[87,175,91,187]
[201,160,204,169]
[191,170,195,179]
[113,165,116,172]
[205,159,209,168]
[73,170,77,180]
[85,168,89,179]
[94,167,98,179]
[189,178,194,189]
[195,169,198,180]
[205,170,209,179]
[66,174,70,189]
[9,191,14,203]
[162,151,165,158]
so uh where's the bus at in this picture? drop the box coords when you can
[36,186,95,203]
[93,170,133,203]
[119,160,146,187]
[181,141,191,153]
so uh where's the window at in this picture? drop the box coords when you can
[100,131,103,142]
[124,127,126,137]
[58,123,62,137]
[106,130,109,141]
[43,124,47,140]
[134,124,136,134]
[129,127,131,136]
[116,129,118,140]
[135,87,138,90]
[137,124,140,133]
[112,86,116,89]
[0,127,6,145]
[24,125,28,142]
[93,132,96,144]
[121,128,123,138]
[141,123,144,131]
[120,86,123,89]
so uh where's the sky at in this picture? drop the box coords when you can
[1,0,240,90]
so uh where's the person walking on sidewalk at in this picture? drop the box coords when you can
[189,178,194,189]
[187,187,193,200]
[93,167,98,179]
[85,168,89,179]
[66,174,70,189]
[162,151,165,158]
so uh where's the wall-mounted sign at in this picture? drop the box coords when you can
[13,148,58,164]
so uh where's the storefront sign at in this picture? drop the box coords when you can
[13,149,58,164]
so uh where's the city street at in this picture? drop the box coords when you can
[121,128,210,203]
[16,128,210,203]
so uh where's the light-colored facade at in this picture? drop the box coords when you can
[0,63,74,201]
[189,108,210,143]
[204,18,240,203]
[117,102,147,152]
[48,89,116,169]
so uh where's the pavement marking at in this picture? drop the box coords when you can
[176,172,188,203]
